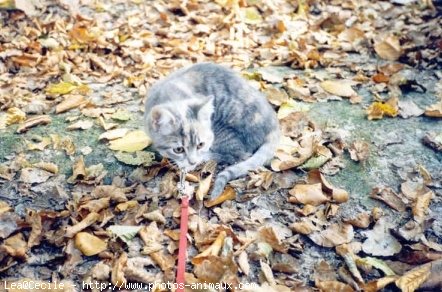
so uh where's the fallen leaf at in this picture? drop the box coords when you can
[67,120,94,130]
[5,107,26,126]
[55,95,87,113]
[316,280,354,292]
[424,100,442,118]
[367,96,399,120]
[109,130,152,152]
[1,233,28,258]
[111,109,132,121]
[111,252,127,286]
[362,217,402,256]
[309,223,354,247]
[65,212,100,238]
[422,132,442,152]
[374,34,402,61]
[114,151,155,166]
[192,231,226,264]
[16,115,51,133]
[395,263,431,292]
[370,187,407,212]
[320,80,357,98]
[348,141,370,162]
[288,183,330,206]
[204,187,236,208]
[19,167,53,184]
[99,128,130,141]
[399,100,424,118]
[74,232,107,256]
[237,251,250,276]
[107,225,142,244]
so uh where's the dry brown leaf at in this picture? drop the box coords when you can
[320,80,357,98]
[412,189,433,223]
[370,187,407,212]
[395,263,431,292]
[204,186,236,207]
[74,232,107,256]
[362,217,402,256]
[67,120,94,130]
[143,209,166,224]
[108,130,152,152]
[111,252,128,286]
[98,128,130,141]
[91,185,128,203]
[150,249,175,272]
[288,183,330,206]
[258,226,288,253]
[343,212,371,229]
[307,169,349,203]
[115,200,139,212]
[260,260,276,286]
[26,211,42,248]
[237,251,250,276]
[374,35,402,61]
[424,100,442,118]
[192,231,226,265]
[68,156,86,182]
[309,223,354,248]
[291,219,320,235]
[363,276,398,292]
[16,115,51,133]
[19,167,53,184]
[55,95,87,114]
[139,222,163,254]
[348,141,370,162]
[65,212,100,238]
[33,162,58,174]
[196,173,213,201]
[316,280,355,292]
[78,197,111,217]
[1,233,28,259]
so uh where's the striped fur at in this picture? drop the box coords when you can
[144,63,279,199]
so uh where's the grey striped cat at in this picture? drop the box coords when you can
[144,63,279,199]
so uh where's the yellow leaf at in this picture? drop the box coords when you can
[395,263,431,292]
[241,7,262,24]
[46,81,78,96]
[108,130,152,152]
[74,232,107,256]
[5,107,26,126]
[367,97,399,120]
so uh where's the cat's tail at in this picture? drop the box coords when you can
[210,129,280,199]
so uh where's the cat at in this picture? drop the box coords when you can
[144,63,279,199]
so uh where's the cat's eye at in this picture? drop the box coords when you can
[173,147,184,154]
[197,142,205,149]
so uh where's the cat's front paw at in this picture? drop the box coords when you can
[209,180,225,200]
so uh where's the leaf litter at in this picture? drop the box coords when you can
[0,0,441,291]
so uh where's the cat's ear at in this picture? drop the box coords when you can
[150,106,177,134]
[198,95,214,122]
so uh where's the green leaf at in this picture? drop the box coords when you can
[107,225,142,244]
[357,257,396,276]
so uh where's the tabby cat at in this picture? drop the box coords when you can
[144,63,279,199]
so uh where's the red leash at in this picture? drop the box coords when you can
[176,195,189,292]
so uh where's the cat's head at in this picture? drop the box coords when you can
[146,97,214,170]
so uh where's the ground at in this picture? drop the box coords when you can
[0,0,441,291]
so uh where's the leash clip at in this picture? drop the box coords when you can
[178,168,192,200]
